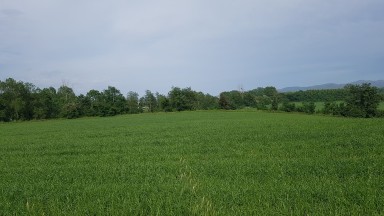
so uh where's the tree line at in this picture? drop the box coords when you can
[0,78,219,121]
[0,77,383,122]
[283,89,348,102]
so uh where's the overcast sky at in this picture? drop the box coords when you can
[1,0,383,95]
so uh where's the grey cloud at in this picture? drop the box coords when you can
[0,9,23,16]
[1,0,383,95]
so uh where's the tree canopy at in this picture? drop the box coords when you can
[0,77,382,122]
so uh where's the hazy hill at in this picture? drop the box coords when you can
[279,80,384,92]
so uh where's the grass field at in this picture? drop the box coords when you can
[1,111,383,215]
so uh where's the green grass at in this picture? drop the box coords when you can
[1,111,383,215]
[290,101,325,111]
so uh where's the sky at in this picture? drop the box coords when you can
[1,0,383,96]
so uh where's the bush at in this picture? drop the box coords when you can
[303,102,316,114]
[281,101,296,112]
[376,110,384,118]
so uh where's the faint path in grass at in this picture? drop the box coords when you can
[178,156,216,216]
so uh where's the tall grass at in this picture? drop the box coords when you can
[1,111,383,215]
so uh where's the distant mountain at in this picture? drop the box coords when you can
[279,80,384,92]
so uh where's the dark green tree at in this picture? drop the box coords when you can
[302,102,316,114]
[57,85,79,118]
[77,94,91,117]
[344,83,381,118]
[168,87,197,111]
[102,86,126,116]
[280,101,296,112]
[157,93,172,112]
[323,101,337,115]
[195,92,219,110]
[243,92,257,108]
[32,87,59,119]
[218,93,232,110]
[263,86,278,98]
[271,97,279,111]
[219,91,243,109]
[85,89,103,116]
[0,78,34,121]
[283,89,347,102]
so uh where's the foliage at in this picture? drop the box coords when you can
[102,86,126,116]
[126,91,142,114]
[320,83,382,118]
[168,87,198,111]
[219,90,250,109]
[156,93,172,112]
[32,87,60,119]
[280,101,296,112]
[322,101,344,116]
[378,87,384,95]
[195,92,219,110]
[1,78,382,122]
[283,89,347,102]
[344,83,381,118]
[219,86,280,110]
[0,78,35,121]
[141,90,157,112]
[296,102,316,114]
[0,77,337,122]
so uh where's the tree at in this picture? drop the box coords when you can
[263,86,278,98]
[344,83,381,118]
[195,92,219,110]
[168,87,197,111]
[0,90,6,121]
[0,78,34,121]
[218,91,243,109]
[219,93,232,110]
[280,101,296,112]
[323,101,337,115]
[126,91,141,114]
[283,89,347,102]
[180,87,198,111]
[157,93,172,112]
[271,96,279,111]
[32,87,59,119]
[302,102,316,114]
[85,89,103,116]
[57,85,79,118]
[243,92,257,108]
[77,94,91,117]
[102,86,126,116]
[143,90,157,112]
